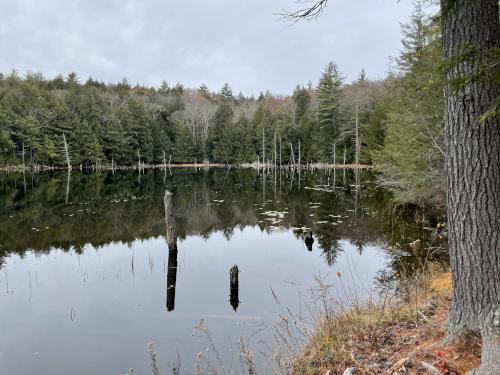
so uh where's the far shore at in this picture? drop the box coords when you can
[0,162,374,173]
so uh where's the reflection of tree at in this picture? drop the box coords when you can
[222,228,234,241]
[166,249,178,312]
[320,240,343,266]
[229,265,239,311]
[166,248,177,311]
[352,239,365,255]
[0,169,446,272]
[304,231,314,251]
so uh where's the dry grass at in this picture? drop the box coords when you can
[428,271,452,293]
[121,266,474,375]
[290,266,479,375]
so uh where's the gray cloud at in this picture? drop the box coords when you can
[0,0,413,95]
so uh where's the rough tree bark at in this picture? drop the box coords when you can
[284,0,499,372]
[441,0,500,373]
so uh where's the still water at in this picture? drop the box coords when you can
[0,168,433,374]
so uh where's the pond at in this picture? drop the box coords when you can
[0,168,439,374]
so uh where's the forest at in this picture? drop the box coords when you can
[1,0,498,373]
[0,6,442,206]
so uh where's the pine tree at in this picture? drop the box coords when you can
[315,61,344,161]
[219,83,234,101]
[159,80,171,94]
[198,83,210,98]
[353,69,370,166]
[292,85,311,124]
[357,69,368,84]
[208,101,235,164]
[362,98,388,163]
[373,10,444,203]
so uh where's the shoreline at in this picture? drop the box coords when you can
[292,269,480,375]
[0,162,374,173]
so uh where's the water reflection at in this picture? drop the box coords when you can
[304,231,314,251]
[0,168,449,375]
[0,168,446,272]
[229,265,240,311]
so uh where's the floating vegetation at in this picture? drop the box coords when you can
[268,225,287,231]
[304,186,335,192]
[261,211,286,219]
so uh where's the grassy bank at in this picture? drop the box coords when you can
[292,267,480,375]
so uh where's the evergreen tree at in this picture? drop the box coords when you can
[362,97,388,163]
[373,9,444,203]
[292,85,311,123]
[357,68,368,84]
[252,106,274,163]
[159,80,171,94]
[198,83,210,98]
[234,115,254,162]
[66,72,80,86]
[315,61,344,161]
[219,83,234,101]
[208,101,235,164]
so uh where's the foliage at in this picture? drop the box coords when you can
[370,8,445,205]
[315,61,344,161]
[292,85,311,123]
[0,6,448,207]
[0,73,366,167]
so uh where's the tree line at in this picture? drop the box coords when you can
[0,68,370,166]
[0,5,443,205]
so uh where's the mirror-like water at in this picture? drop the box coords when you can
[0,168,441,374]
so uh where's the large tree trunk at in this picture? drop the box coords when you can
[441,1,500,373]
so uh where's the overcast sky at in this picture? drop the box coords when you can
[0,0,414,95]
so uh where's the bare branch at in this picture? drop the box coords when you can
[277,0,329,22]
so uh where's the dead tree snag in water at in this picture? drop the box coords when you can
[164,191,178,311]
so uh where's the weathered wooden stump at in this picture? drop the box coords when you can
[165,190,178,311]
